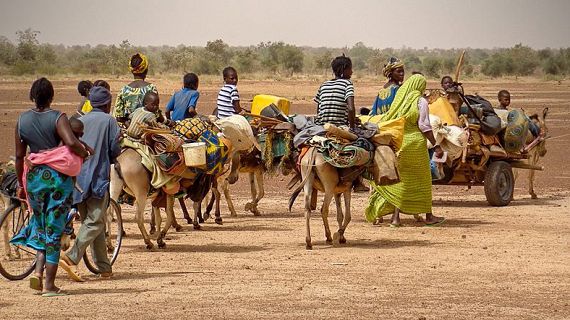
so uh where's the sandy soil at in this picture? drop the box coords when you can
[0,77,569,319]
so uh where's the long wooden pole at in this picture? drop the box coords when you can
[454,50,466,83]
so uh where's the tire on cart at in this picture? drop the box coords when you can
[484,161,514,206]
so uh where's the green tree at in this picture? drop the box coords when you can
[233,48,258,73]
[279,44,304,76]
[313,50,332,74]
[422,56,441,78]
[16,28,40,62]
[0,36,17,65]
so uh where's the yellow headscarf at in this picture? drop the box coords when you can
[382,57,404,78]
[382,74,426,122]
[129,53,149,74]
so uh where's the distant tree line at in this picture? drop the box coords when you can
[1,29,570,79]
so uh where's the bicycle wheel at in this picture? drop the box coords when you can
[83,199,123,274]
[0,202,36,280]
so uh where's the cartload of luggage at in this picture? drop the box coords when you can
[424,86,545,181]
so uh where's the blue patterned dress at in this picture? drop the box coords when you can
[10,165,74,265]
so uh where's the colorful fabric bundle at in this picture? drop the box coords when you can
[174,117,214,141]
[194,130,230,176]
[504,109,530,153]
[319,139,372,168]
[155,152,186,176]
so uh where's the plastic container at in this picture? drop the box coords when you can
[182,142,206,168]
[251,95,291,116]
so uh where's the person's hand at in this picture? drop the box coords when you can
[434,145,444,159]
[82,142,95,158]
[16,186,26,200]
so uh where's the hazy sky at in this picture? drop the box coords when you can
[1,0,569,49]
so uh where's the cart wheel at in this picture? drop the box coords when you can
[484,161,514,206]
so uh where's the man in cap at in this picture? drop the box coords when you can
[59,86,121,281]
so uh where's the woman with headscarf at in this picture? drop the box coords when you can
[370,57,405,116]
[365,74,445,226]
[113,53,159,124]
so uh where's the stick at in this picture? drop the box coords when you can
[243,112,286,123]
[454,50,466,83]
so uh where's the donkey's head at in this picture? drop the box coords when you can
[529,107,549,157]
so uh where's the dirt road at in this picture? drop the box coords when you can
[0,78,569,319]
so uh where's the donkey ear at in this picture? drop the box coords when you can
[542,107,549,119]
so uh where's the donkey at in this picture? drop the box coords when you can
[110,115,257,249]
[289,146,392,249]
[523,107,549,199]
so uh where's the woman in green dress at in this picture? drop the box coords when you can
[365,74,445,226]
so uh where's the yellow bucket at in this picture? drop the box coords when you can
[251,95,291,116]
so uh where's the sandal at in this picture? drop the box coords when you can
[42,289,68,297]
[29,275,43,291]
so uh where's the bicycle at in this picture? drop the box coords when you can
[0,195,123,280]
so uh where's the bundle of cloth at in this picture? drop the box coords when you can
[293,114,403,185]
[427,115,468,180]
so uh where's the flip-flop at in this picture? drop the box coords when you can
[29,275,42,291]
[425,218,446,227]
[389,223,402,228]
[58,259,85,282]
[41,289,68,297]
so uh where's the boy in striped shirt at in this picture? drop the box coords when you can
[215,67,243,118]
[314,55,355,128]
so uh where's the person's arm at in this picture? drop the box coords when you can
[346,81,356,128]
[418,97,444,158]
[231,88,243,114]
[56,114,89,158]
[108,119,122,163]
[347,96,356,129]
[14,124,26,198]
[165,94,175,120]
[187,91,199,117]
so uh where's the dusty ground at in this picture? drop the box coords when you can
[0,77,569,319]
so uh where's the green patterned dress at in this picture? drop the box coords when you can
[365,74,432,221]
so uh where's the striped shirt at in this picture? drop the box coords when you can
[216,84,240,118]
[314,78,354,126]
[127,107,157,139]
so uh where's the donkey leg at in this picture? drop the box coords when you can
[320,191,334,245]
[529,154,538,199]
[192,201,202,230]
[252,170,264,216]
[221,178,237,217]
[334,194,344,230]
[157,196,174,249]
[334,191,352,245]
[178,198,193,224]
[151,207,161,236]
[212,186,223,225]
[304,181,314,250]
[135,198,153,250]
